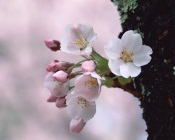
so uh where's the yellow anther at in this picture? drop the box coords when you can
[75,35,88,48]
[120,48,133,62]
[85,77,98,89]
[77,97,88,108]
[55,80,62,86]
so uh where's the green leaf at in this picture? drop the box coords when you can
[102,77,114,88]
[91,50,110,75]
[112,0,138,23]
[121,14,128,23]
[118,76,132,85]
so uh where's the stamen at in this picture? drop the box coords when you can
[55,80,63,86]
[85,77,98,89]
[75,35,88,49]
[77,97,88,108]
[120,48,133,62]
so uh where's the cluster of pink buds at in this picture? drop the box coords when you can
[43,24,152,134]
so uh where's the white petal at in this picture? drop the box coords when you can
[81,102,96,122]
[81,46,92,56]
[66,93,82,118]
[44,78,54,89]
[121,30,142,52]
[65,24,81,38]
[44,72,58,92]
[67,104,82,119]
[120,62,141,78]
[79,24,92,39]
[133,45,153,55]
[79,24,96,41]
[132,45,152,66]
[133,55,152,67]
[108,59,124,76]
[104,37,122,60]
[87,32,97,43]
[66,92,78,105]
[59,81,69,97]
[60,37,80,55]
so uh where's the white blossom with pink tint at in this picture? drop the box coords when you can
[53,70,68,83]
[44,72,69,97]
[74,72,101,101]
[104,30,152,78]
[70,118,86,134]
[60,24,97,56]
[81,60,96,72]
[66,92,96,122]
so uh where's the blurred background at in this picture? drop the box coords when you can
[0,0,146,140]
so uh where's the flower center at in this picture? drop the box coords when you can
[77,97,88,108]
[55,80,64,87]
[120,48,133,62]
[85,77,98,89]
[75,35,88,49]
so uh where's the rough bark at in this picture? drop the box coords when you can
[111,0,175,140]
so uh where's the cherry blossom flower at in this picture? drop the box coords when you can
[44,72,69,97]
[66,92,96,122]
[60,24,97,56]
[81,60,96,72]
[70,118,86,134]
[104,30,152,78]
[74,72,101,101]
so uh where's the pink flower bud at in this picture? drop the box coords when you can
[46,60,74,72]
[81,60,96,72]
[53,70,68,83]
[60,62,74,70]
[44,39,61,51]
[46,60,67,72]
[55,97,66,108]
[47,95,58,102]
[70,118,86,134]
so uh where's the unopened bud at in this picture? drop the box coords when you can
[70,118,86,134]
[47,95,58,102]
[44,40,61,51]
[53,70,68,83]
[46,60,67,72]
[55,97,66,108]
[81,60,96,72]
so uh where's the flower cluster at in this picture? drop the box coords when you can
[44,24,152,134]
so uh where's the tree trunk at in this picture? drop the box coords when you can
[111,0,175,140]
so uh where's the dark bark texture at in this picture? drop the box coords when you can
[111,0,175,140]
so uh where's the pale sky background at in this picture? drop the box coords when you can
[0,1,147,140]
